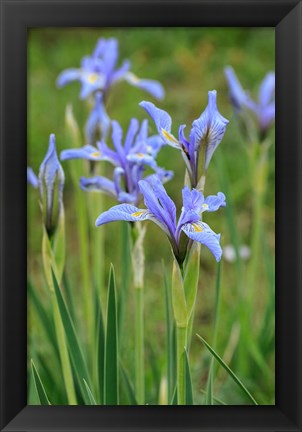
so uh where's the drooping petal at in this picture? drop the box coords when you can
[190,90,229,170]
[79,176,116,198]
[96,204,151,226]
[60,145,103,162]
[258,72,275,107]
[85,92,110,143]
[56,68,82,88]
[27,167,39,188]
[139,101,181,149]
[182,221,222,262]
[203,192,226,212]
[97,141,120,166]
[125,72,164,99]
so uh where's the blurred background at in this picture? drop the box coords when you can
[28,28,275,405]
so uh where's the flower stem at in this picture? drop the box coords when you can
[176,325,187,405]
[135,287,145,404]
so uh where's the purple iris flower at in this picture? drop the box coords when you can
[85,92,110,143]
[57,37,164,100]
[39,134,65,237]
[61,118,173,206]
[27,167,39,188]
[96,175,226,262]
[140,90,229,187]
[224,66,275,136]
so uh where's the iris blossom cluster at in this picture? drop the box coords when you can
[140,90,229,189]
[224,66,275,138]
[57,37,165,100]
[96,175,225,263]
[61,118,173,206]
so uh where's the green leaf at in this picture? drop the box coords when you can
[200,389,226,405]
[104,264,119,404]
[196,334,258,405]
[83,379,97,405]
[96,293,105,404]
[120,362,137,405]
[170,385,177,405]
[31,360,51,405]
[171,259,187,328]
[118,222,131,341]
[184,242,200,319]
[28,280,59,359]
[184,349,193,405]
[51,268,91,404]
[163,261,174,402]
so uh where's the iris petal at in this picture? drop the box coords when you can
[182,221,222,262]
[60,145,103,162]
[96,204,151,226]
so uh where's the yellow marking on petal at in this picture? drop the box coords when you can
[192,223,203,232]
[87,73,99,84]
[161,128,179,144]
[91,151,101,158]
[132,211,145,217]
[136,153,145,158]
[203,203,209,209]
[128,72,140,83]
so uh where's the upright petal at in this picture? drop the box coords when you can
[110,60,131,84]
[182,186,204,214]
[85,92,110,143]
[27,167,39,188]
[224,66,250,110]
[138,175,176,237]
[258,72,275,107]
[190,90,229,170]
[124,118,140,153]
[182,221,222,262]
[139,101,181,149]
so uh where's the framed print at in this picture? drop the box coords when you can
[0,0,301,431]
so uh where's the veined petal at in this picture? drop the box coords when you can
[56,68,82,88]
[203,192,226,212]
[96,204,151,226]
[182,186,204,214]
[125,73,164,99]
[79,176,116,197]
[139,175,176,237]
[139,101,181,149]
[27,167,39,188]
[190,90,229,170]
[60,145,103,162]
[182,221,222,262]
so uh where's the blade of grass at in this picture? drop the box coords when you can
[120,362,138,405]
[200,389,226,405]
[170,385,177,405]
[184,349,193,405]
[205,262,222,405]
[196,334,258,405]
[118,222,131,344]
[83,379,97,405]
[31,360,51,405]
[104,264,119,404]
[95,290,105,404]
[52,269,91,404]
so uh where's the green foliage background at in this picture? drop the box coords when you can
[28,27,275,405]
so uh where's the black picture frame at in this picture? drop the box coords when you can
[0,0,301,430]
